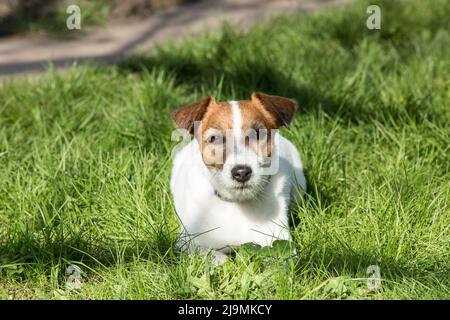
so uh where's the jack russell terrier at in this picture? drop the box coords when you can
[170,92,306,263]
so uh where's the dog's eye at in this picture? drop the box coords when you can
[207,135,222,144]
[255,129,261,140]
[248,128,265,142]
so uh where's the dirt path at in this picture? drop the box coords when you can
[0,0,347,78]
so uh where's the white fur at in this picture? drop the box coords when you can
[170,103,306,258]
[230,100,242,143]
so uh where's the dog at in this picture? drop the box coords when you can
[170,92,306,263]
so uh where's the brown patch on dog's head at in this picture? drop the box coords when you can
[171,96,216,134]
[238,100,275,159]
[239,93,297,158]
[171,93,298,170]
[197,101,234,170]
[250,92,298,129]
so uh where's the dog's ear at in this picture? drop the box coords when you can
[172,96,215,134]
[251,92,297,129]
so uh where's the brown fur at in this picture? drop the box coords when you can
[171,96,214,134]
[172,92,298,170]
[199,101,233,169]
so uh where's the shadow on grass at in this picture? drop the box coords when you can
[0,0,63,37]
[294,245,449,295]
[118,53,348,118]
[117,45,440,127]
[0,230,177,279]
[1,230,447,293]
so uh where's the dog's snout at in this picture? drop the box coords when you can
[231,165,252,183]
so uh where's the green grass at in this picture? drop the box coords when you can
[0,0,449,299]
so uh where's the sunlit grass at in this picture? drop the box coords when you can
[0,0,448,299]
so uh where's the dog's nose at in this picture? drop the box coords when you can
[231,165,252,183]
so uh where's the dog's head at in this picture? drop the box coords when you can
[172,92,297,201]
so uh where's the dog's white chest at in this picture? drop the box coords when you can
[181,184,290,251]
[170,136,305,253]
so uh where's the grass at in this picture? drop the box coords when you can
[0,0,449,299]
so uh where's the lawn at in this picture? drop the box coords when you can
[0,0,449,299]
